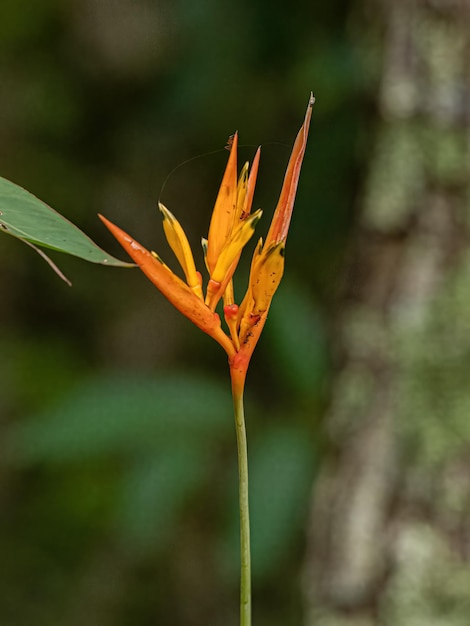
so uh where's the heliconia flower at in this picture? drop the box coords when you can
[99,93,314,390]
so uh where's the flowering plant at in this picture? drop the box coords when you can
[100,94,313,626]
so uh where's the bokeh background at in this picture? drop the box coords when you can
[2,1,470,625]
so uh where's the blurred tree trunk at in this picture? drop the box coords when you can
[303,1,470,624]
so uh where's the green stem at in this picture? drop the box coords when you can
[232,386,251,626]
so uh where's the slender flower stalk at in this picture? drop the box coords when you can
[233,385,251,626]
[99,94,314,626]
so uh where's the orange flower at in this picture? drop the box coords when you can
[99,94,314,390]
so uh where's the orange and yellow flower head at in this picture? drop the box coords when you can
[99,94,314,388]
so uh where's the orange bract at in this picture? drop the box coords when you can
[100,93,314,387]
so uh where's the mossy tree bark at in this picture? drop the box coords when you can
[304,1,470,624]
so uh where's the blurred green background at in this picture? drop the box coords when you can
[0,1,365,625]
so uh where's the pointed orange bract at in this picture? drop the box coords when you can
[98,214,236,358]
[266,93,314,246]
[206,132,239,273]
[100,94,314,390]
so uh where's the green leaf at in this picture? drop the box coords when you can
[5,371,232,464]
[0,176,132,270]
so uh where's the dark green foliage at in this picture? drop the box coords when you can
[0,0,357,623]
[249,425,314,581]
[6,373,232,463]
[268,281,328,397]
